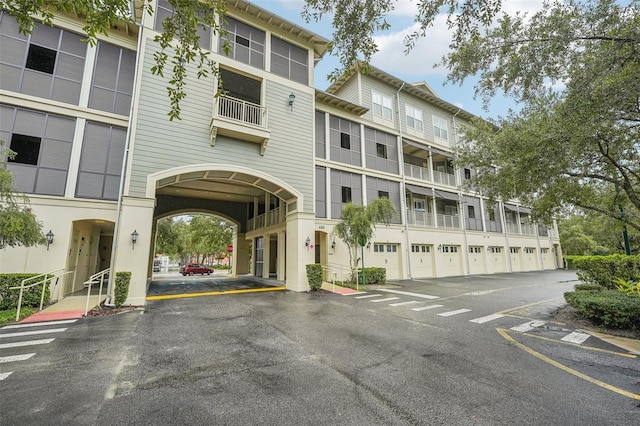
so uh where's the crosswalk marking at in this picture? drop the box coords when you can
[437,308,472,317]
[0,338,55,349]
[561,332,590,345]
[0,372,13,381]
[511,321,546,332]
[2,319,77,329]
[0,328,67,339]
[354,294,382,299]
[411,304,444,312]
[0,353,36,363]
[470,313,504,324]
[371,297,400,303]
[389,301,420,307]
[378,289,440,300]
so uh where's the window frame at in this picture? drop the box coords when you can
[406,104,423,131]
[372,91,393,121]
[432,115,449,140]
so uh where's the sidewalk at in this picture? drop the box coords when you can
[19,293,103,323]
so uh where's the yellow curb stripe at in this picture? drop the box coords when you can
[145,286,286,301]
[511,329,637,359]
[497,328,640,400]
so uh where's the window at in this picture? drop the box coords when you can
[412,244,430,253]
[378,191,389,199]
[487,208,496,221]
[386,244,398,252]
[469,246,482,253]
[340,132,351,149]
[510,247,520,254]
[8,134,41,165]
[468,206,475,219]
[442,245,458,253]
[220,16,265,69]
[444,205,458,216]
[376,143,387,159]
[414,199,426,211]
[432,115,449,140]
[341,186,352,203]
[271,37,308,84]
[155,0,211,50]
[464,168,471,180]
[89,42,135,115]
[26,44,56,74]
[489,246,502,253]
[524,247,535,254]
[374,244,384,253]
[406,105,423,131]
[372,91,393,120]
[541,248,549,253]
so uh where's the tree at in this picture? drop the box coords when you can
[0,144,45,248]
[306,0,640,234]
[333,198,396,283]
[187,215,233,263]
[4,0,225,120]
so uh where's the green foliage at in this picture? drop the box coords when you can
[574,283,604,292]
[0,274,51,310]
[559,210,639,256]
[113,271,131,308]
[563,255,581,270]
[0,306,34,326]
[305,264,323,291]
[613,278,640,296]
[357,267,386,285]
[333,198,396,283]
[564,289,640,329]
[572,255,640,289]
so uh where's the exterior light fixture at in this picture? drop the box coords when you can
[305,236,310,248]
[288,93,295,111]
[438,244,442,252]
[45,230,54,251]
[131,230,139,249]
[331,240,336,250]
[366,241,371,250]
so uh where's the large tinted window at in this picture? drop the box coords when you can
[89,42,135,115]
[270,37,308,84]
[219,16,265,69]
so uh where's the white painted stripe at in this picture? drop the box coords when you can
[354,294,382,299]
[411,304,444,312]
[437,309,472,317]
[0,338,55,349]
[2,319,77,329]
[470,313,505,324]
[561,332,590,345]
[0,353,36,363]
[341,292,366,296]
[0,372,13,380]
[378,289,439,300]
[511,321,546,332]
[389,301,420,307]
[0,328,67,339]
[371,297,400,303]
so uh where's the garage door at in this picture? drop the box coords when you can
[468,246,486,275]
[487,247,507,273]
[441,245,463,276]
[410,244,435,278]
[372,243,402,280]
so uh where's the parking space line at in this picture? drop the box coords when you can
[470,313,504,324]
[0,353,36,363]
[378,289,439,299]
[561,332,590,345]
[371,297,400,303]
[0,338,55,349]
[0,328,67,339]
[389,301,420,307]
[411,304,443,312]
[354,294,382,299]
[437,309,472,317]
[2,319,77,329]
[0,372,13,381]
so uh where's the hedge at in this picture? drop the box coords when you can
[305,264,323,291]
[114,272,131,307]
[571,255,640,289]
[0,274,52,310]
[564,289,640,329]
[357,267,387,285]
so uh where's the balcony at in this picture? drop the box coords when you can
[210,95,270,155]
[406,210,434,227]
[437,214,460,229]
[433,170,457,187]
[404,164,431,182]
[247,207,284,232]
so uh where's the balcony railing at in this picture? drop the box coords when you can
[216,95,267,128]
[521,223,537,236]
[433,170,457,187]
[506,222,519,234]
[437,214,460,229]
[247,208,284,232]
[404,164,431,182]
[406,210,434,227]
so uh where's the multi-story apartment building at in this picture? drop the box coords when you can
[0,1,562,305]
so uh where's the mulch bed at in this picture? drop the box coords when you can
[86,304,141,317]
[550,304,640,340]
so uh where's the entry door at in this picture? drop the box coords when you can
[254,237,264,277]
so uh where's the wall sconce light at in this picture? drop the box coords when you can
[305,236,310,249]
[331,240,336,250]
[288,92,295,111]
[45,230,54,251]
[131,230,139,249]
[437,244,442,252]
[366,241,371,250]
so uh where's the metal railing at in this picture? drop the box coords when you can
[247,208,284,232]
[437,214,461,229]
[433,170,457,187]
[84,268,110,316]
[404,164,431,182]
[215,95,267,128]
[11,269,73,321]
[406,210,435,227]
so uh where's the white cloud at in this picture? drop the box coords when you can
[389,0,420,17]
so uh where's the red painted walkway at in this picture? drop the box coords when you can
[20,310,85,323]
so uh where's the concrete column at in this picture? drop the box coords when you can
[262,233,270,279]
[285,212,316,291]
[277,231,286,280]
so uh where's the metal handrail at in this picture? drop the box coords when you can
[10,269,72,321]
[321,266,337,292]
[84,268,110,316]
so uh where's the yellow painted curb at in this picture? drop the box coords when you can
[497,328,640,400]
[146,286,286,301]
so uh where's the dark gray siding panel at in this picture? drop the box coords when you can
[315,166,326,218]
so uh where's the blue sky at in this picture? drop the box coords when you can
[250,0,542,119]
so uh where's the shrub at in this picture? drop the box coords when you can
[305,264,323,291]
[0,274,52,310]
[563,255,581,269]
[574,283,604,292]
[114,272,131,307]
[357,267,386,285]
[564,290,640,329]
[613,278,640,296]
[572,255,640,289]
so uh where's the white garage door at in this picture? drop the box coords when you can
[410,244,435,278]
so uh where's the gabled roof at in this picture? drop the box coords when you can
[327,62,476,121]
[229,0,329,61]
[315,90,369,116]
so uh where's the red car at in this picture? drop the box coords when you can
[179,263,213,276]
